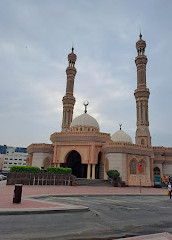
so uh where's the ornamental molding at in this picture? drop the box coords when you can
[27,143,53,154]
[50,131,111,143]
[103,142,153,156]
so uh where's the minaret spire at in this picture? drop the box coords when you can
[134,33,151,146]
[61,48,77,132]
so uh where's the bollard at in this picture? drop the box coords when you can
[13,184,22,204]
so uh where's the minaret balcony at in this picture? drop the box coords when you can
[135,56,147,65]
[66,67,77,75]
[134,88,150,98]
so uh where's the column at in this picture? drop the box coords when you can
[87,164,91,179]
[92,164,95,179]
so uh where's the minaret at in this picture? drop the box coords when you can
[61,47,77,132]
[134,33,151,146]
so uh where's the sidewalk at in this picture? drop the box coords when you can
[1,181,171,239]
[0,180,167,215]
[118,232,172,240]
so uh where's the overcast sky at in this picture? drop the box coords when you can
[0,0,172,148]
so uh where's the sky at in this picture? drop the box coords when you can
[0,0,172,148]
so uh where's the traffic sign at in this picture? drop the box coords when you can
[138,162,142,173]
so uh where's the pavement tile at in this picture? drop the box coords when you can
[0,180,168,215]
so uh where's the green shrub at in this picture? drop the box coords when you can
[45,167,72,175]
[106,170,120,180]
[10,166,41,173]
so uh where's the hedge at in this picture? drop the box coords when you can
[45,167,72,175]
[10,166,41,173]
[106,170,120,180]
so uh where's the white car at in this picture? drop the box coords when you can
[0,174,7,181]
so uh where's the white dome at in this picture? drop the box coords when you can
[111,130,132,143]
[70,113,99,130]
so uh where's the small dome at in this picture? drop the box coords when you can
[70,113,99,130]
[111,130,132,144]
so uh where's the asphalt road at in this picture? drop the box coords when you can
[0,195,172,240]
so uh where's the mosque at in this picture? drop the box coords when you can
[27,34,172,186]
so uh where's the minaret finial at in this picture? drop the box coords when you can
[72,46,74,53]
[83,101,89,113]
[139,30,142,40]
[119,123,122,130]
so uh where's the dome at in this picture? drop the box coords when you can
[111,130,132,144]
[70,113,99,130]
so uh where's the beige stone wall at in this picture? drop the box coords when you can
[162,163,172,176]
[127,154,152,186]
[32,153,52,168]
[105,153,127,181]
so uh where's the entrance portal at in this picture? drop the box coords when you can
[64,150,87,178]
[154,167,160,175]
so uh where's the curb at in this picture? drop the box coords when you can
[0,206,89,215]
[32,194,167,199]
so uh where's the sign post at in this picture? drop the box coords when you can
[138,162,142,193]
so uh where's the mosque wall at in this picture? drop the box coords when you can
[126,154,152,186]
[32,153,52,168]
[162,163,172,176]
[105,153,127,182]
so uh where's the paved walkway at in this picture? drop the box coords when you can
[119,232,172,240]
[0,180,168,215]
[1,180,172,239]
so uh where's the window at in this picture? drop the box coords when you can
[5,158,8,160]
[9,163,12,165]
[141,139,145,145]
[19,159,22,161]
[23,163,26,165]
[10,158,13,160]
[130,160,137,174]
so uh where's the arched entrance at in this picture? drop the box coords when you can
[95,152,104,179]
[62,150,87,178]
[154,167,161,187]
[154,167,160,176]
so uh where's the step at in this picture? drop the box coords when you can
[75,178,112,187]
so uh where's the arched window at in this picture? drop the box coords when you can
[141,139,145,145]
[130,160,137,174]
[43,157,51,169]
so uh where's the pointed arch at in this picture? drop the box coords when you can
[43,157,51,169]
[62,150,87,178]
[130,159,137,174]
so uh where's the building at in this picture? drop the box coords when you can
[27,35,172,186]
[0,145,27,172]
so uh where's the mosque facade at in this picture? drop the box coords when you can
[27,35,172,186]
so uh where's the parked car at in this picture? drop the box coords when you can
[0,174,7,181]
